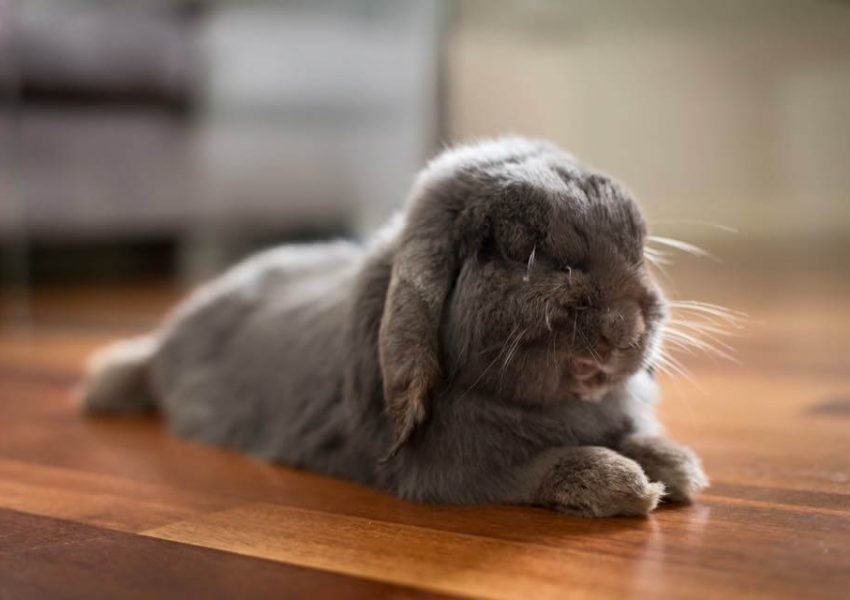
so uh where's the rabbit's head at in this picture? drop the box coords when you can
[379,139,667,454]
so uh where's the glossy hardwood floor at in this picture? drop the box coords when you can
[1,248,848,599]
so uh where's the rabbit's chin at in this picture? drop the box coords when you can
[566,351,652,403]
[567,362,615,402]
[573,384,612,403]
[570,370,631,403]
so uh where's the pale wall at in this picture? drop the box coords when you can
[447,0,850,242]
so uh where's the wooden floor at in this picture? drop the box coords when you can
[1,250,848,599]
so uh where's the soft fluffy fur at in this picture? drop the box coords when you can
[80,138,707,517]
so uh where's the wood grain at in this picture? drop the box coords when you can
[0,255,848,598]
[142,500,849,600]
[0,458,237,532]
[0,509,444,600]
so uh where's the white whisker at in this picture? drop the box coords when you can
[663,329,739,364]
[460,324,521,399]
[664,326,735,353]
[523,245,536,283]
[643,247,675,283]
[654,353,694,383]
[644,247,673,266]
[649,218,739,234]
[666,322,736,346]
[667,318,734,336]
[668,301,747,326]
[647,235,719,262]
[660,337,699,356]
[502,327,527,370]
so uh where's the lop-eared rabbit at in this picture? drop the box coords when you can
[81,138,708,517]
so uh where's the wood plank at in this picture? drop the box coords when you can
[142,501,850,600]
[0,509,447,600]
[0,458,238,532]
[143,503,653,600]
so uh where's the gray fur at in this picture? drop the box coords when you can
[619,434,709,503]
[81,137,707,517]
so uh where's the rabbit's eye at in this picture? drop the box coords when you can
[499,245,535,266]
[560,260,589,281]
[499,250,525,265]
[565,259,588,272]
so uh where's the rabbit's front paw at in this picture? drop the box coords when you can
[540,447,665,517]
[620,435,708,503]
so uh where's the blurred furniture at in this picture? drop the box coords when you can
[0,0,443,281]
[188,0,442,277]
[0,0,200,242]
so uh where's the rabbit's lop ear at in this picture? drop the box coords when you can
[378,206,457,459]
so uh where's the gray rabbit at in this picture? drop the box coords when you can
[81,138,707,517]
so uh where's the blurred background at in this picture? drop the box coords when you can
[1,0,849,317]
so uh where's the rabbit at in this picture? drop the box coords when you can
[80,137,708,517]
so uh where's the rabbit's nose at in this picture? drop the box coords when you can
[600,301,646,348]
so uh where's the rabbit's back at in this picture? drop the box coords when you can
[150,241,365,468]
